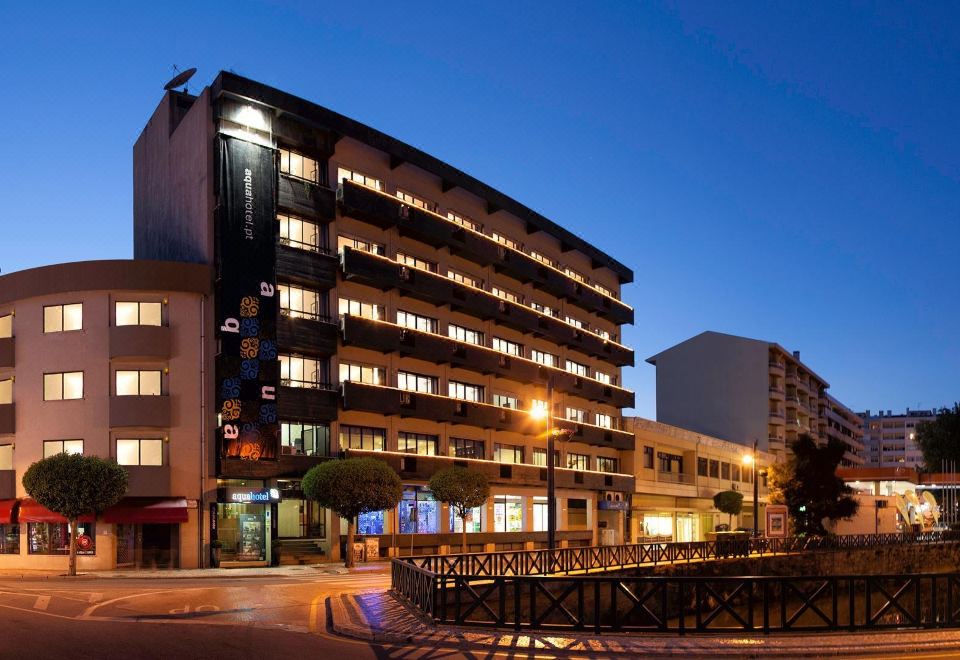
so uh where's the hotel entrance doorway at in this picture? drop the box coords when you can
[277,498,325,539]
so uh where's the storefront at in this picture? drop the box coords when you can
[276,479,327,541]
[214,481,279,567]
[104,497,189,569]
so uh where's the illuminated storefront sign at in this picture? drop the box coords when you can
[223,488,280,503]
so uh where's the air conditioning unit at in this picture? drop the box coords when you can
[400,392,413,406]
[399,266,411,281]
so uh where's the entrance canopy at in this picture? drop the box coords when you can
[19,500,95,523]
[0,499,18,524]
[103,498,189,524]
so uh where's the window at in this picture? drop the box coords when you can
[533,496,549,532]
[339,425,386,451]
[643,446,654,469]
[396,251,437,273]
[43,372,83,401]
[528,251,557,268]
[0,522,17,555]
[493,393,520,409]
[398,371,437,394]
[709,459,720,478]
[115,302,162,327]
[279,284,324,320]
[565,316,586,330]
[29,522,95,556]
[116,438,163,466]
[337,166,383,191]
[281,422,330,457]
[491,286,522,304]
[564,267,587,284]
[338,234,385,256]
[595,328,612,341]
[44,303,82,333]
[448,324,483,346]
[397,310,438,334]
[531,350,558,368]
[0,314,10,338]
[116,370,162,396]
[492,337,523,357]
[494,443,524,464]
[43,440,83,458]
[566,360,589,377]
[447,269,482,289]
[531,399,550,418]
[338,297,384,321]
[732,464,741,482]
[0,445,12,470]
[338,362,385,386]
[494,495,523,532]
[567,453,589,470]
[447,210,481,232]
[530,301,557,317]
[597,456,619,473]
[594,282,616,299]
[567,498,588,528]
[449,437,484,459]
[449,381,484,402]
[400,487,438,534]
[491,232,519,251]
[532,448,560,467]
[595,370,613,385]
[0,379,11,405]
[596,413,613,429]
[358,510,385,535]
[697,457,708,477]
[280,355,325,388]
[450,504,483,533]
[396,189,437,212]
[398,432,438,456]
[721,462,731,480]
[281,149,322,183]
[278,213,323,252]
[566,407,587,423]
[659,452,683,473]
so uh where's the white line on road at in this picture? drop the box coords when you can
[33,596,50,611]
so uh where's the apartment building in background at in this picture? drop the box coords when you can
[823,393,865,467]
[860,408,937,468]
[134,72,636,564]
[646,331,863,464]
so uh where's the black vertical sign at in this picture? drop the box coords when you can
[216,135,280,461]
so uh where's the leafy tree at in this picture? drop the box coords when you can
[917,403,960,471]
[767,434,858,535]
[713,490,744,528]
[429,467,490,553]
[302,458,402,568]
[22,453,128,576]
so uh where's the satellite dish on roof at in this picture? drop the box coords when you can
[163,67,197,91]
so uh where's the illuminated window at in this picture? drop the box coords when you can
[564,267,587,284]
[449,437,484,459]
[0,314,10,338]
[396,189,437,212]
[447,211,481,232]
[398,432,438,456]
[597,456,618,473]
[567,453,589,470]
[397,310,438,334]
[532,350,558,368]
[338,362,385,386]
[339,425,385,451]
[0,379,11,405]
[492,337,522,357]
[0,444,11,471]
[493,393,520,409]
[533,449,560,467]
[396,251,437,273]
[281,422,330,457]
[494,444,524,464]
[116,370,162,396]
[116,439,163,466]
[447,269,482,289]
[398,371,437,394]
[43,372,83,401]
[116,302,162,327]
[491,286,522,304]
[338,297,384,321]
[43,440,83,458]
[595,370,613,385]
[533,496,549,531]
[494,495,523,532]
[337,234,384,256]
[280,149,321,183]
[596,413,614,429]
[565,316,586,330]
[280,355,325,388]
[595,328,612,341]
[43,304,82,333]
[449,324,483,345]
[528,251,557,268]
[566,407,587,423]
[337,166,383,191]
[279,284,324,320]
[449,381,484,402]
[278,213,323,252]
[594,282,616,299]
[530,301,556,317]
[566,360,589,378]
[491,232,519,251]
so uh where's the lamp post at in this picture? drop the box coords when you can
[530,379,561,551]
[743,440,759,537]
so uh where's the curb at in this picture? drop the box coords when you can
[328,594,421,645]
[0,566,353,581]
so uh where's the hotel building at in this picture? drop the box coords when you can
[134,72,636,563]
[860,408,937,468]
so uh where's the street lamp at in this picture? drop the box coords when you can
[529,379,571,552]
[742,440,759,537]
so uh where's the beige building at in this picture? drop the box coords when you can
[0,260,212,570]
[822,393,865,467]
[626,418,772,542]
[860,408,937,468]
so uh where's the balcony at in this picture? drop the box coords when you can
[277,243,337,289]
[768,360,785,373]
[277,313,337,356]
[768,385,784,400]
[657,471,696,485]
[0,470,13,499]
[109,325,171,360]
[109,396,170,428]
[277,384,338,422]
[340,315,634,408]
[338,181,634,324]
[768,410,785,426]
[0,337,13,368]
[0,403,15,434]
[124,464,171,497]
[345,448,635,493]
[340,247,634,367]
[341,381,634,450]
[277,176,336,219]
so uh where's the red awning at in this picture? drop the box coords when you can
[18,500,94,523]
[103,498,189,524]
[0,499,18,524]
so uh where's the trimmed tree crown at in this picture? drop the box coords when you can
[713,490,744,517]
[428,467,490,515]
[22,453,128,519]
[302,457,403,520]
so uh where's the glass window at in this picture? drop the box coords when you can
[280,148,321,183]
[567,498,588,528]
[398,432,438,456]
[337,166,383,191]
[116,302,162,327]
[337,234,385,256]
[595,328,612,341]
[449,381,483,402]
[660,452,683,474]
[565,316,586,330]
[116,438,163,466]
[396,251,437,273]
[0,314,11,338]
[0,524,18,554]
[732,464,741,482]
[281,422,330,457]
[338,362,385,386]
[492,337,523,357]
[447,211,481,232]
[530,301,556,317]
[339,425,386,451]
[721,462,731,480]
[597,456,619,473]
[531,350,558,368]
[566,360,589,377]
[532,496,549,532]
[493,393,519,409]
[397,371,437,394]
[115,370,162,396]
[280,355,325,388]
[44,304,82,333]
[494,443,523,464]
[594,282,616,299]
[528,251,557,268]
[491,232,519,251]
[43,440,83,458]
[396,189,437,212]
[44,372,83,401]
[447,269,482,289]
[397,310,438,334]
[566,407,587,423]
[278,213,323,252]
[338,297,384,321]
[697,457,708,477]
[491,286,522,304]
[449,437,484,459]
[595,370,613,385]
[357,510,385,535]
[532,448,560,467]
[399,487,438,534]
[709,459,720,478]
[0,444,12,470]
[643,446,654,469]
[448,324,483,345]
[564,267,587,284]
[566,453,589,470]
[29,522,95,555]
[0,379,11,405]
[279,284,324,321]
[494,495,523,532]
[596,413,613,429]
[450,505,483,533]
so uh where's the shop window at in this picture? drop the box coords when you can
[279,284,325,321]
[338,297,384,321]
[339,425,385,451]
[0,378,11,405]
[449,324,483,346]
[641,514,673,538]
[116,438,163,466]
[450,505,483,533]
[281,422,330,457]
[399,487,438,534]
[337,166,382,191]
[28,522,95,555]
[43,303,82,333]
[216,503,267,562]
[494,495,523,532]
[280,148,322,183]
[278,213,324,252]
[494,443,523,464]
[0,524,18,554]
[397,371,437,394]
[116,301,162,327]
[449,437,484,459]
[358,510,385,535]
[397,310,438,334]
[532,496,549,532]
[0,444,12,470]
[567,498,588,528]
[115,370,162,396]
[0,314,11,338]
[449,381,484,402]
[398,432,438,456]
[43,440,83,458]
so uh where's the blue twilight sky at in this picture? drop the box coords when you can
[0,2,957,419]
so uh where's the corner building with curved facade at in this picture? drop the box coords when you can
[135,72,635,564]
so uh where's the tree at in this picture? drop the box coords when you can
[713,490,744,528]
[429,467,490,553]
[22,453,127,576]
[302,458,402,568]
[917,403,960,471]
[767,434,858,535]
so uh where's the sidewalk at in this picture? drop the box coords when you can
[329,590,960,657]
[0,562,388,580]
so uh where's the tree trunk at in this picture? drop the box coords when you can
[68,517,78,577]
[461,512,467,554]
[345,517,355,569]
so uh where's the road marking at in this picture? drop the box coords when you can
[88,592,103,603]
[33,596,50,611]
[308,593,323,634]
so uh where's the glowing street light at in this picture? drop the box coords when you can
[531,382,558,551]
